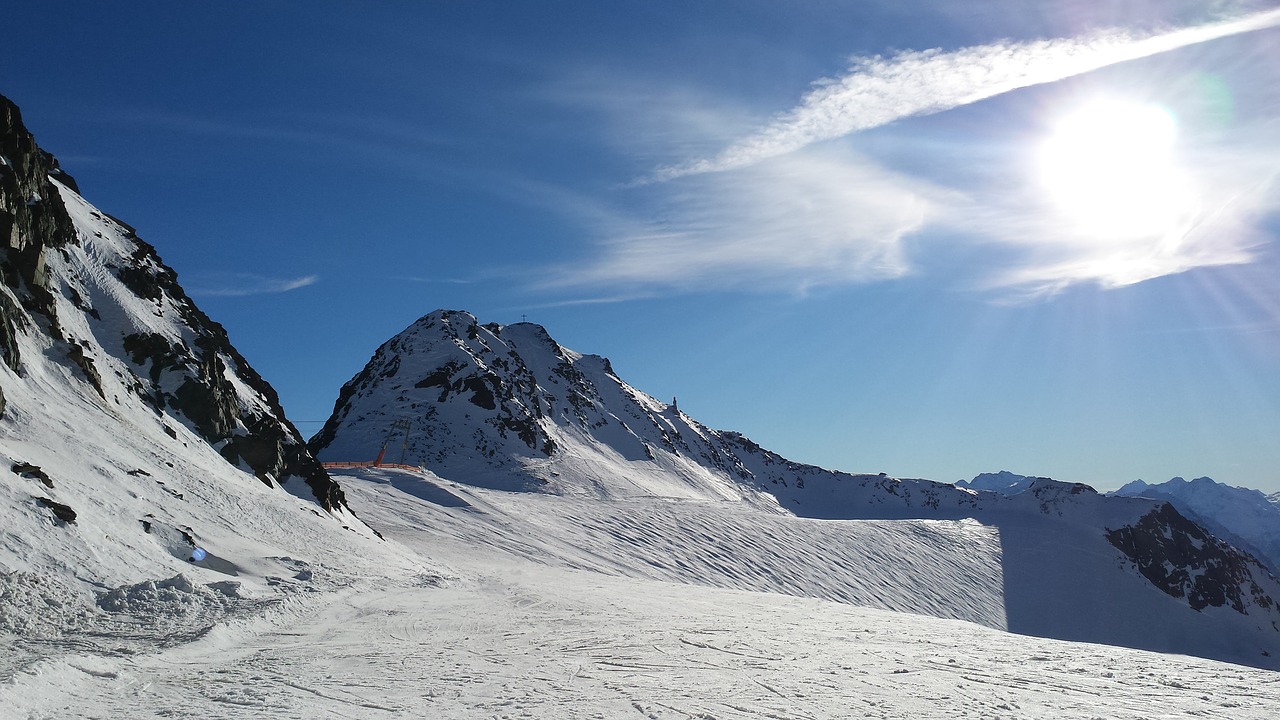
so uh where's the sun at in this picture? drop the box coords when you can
[1037,100,1195,239]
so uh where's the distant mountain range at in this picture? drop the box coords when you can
[956,470,1046,495]
[1111,477,1280,572]
[957,471,1280,575]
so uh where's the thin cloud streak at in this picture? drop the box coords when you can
[654,8,1280,181]
[391,275,474,285]
[187,273,319,297]
[540,148,951,294]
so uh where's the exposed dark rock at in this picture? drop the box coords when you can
[12,461,53,488]
[122,323,347,508]
[1,94,77,325]
[414,361,463,391]
[39,149,78,193]
[171,357,238,440]
[1108,503,1276,613]
[0,289,24,371]
[221,414,285,487]
[66,341,105,399]
[36,496,76,523]
[463,375,495,410]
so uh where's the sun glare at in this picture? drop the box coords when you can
[1037,100,1195,240]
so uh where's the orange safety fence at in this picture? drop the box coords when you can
[321,461,426,473]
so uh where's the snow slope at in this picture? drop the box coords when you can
[6,465,1280,719]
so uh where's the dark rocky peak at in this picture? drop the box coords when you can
[1110,475,1280,574]
[1108,502,1280,616]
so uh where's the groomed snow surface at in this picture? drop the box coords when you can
[5,467,1280,719]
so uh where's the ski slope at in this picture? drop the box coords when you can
[7,466,1280,719]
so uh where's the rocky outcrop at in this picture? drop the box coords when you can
[1108,503,1277,614]
[106,235,347,509]
[0,92,346,512]
[310,310,560,474]
[0,95,76,325]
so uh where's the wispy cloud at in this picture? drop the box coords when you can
[653,7,1280,181]
[186,273,319,297]
[535,6,1280,301]
[390,275,475,285]
[539,147,954,294]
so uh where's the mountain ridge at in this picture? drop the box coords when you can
[310,308,1280,667]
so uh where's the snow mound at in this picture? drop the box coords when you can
[95,574,241,615]
[0,571,99,638]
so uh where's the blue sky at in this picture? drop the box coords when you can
[4,1,1279,491]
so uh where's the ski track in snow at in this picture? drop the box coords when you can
[5,563,1279,719]
[5,467,1280,719]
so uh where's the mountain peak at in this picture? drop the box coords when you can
[956,470,1051,495]
[1,92,371,590]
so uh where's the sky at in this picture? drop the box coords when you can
[3,1,1279,492]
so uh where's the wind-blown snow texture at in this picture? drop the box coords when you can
[311,309,1280,668]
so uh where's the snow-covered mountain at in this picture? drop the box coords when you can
[956,469,1046,495]
[1113,477,1280,573]
[1,92,384,594]
[311,308,1280,668]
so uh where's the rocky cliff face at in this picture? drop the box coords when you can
[0,93,344,511]
[1,96,76,390]
[1108,502,1279,616]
